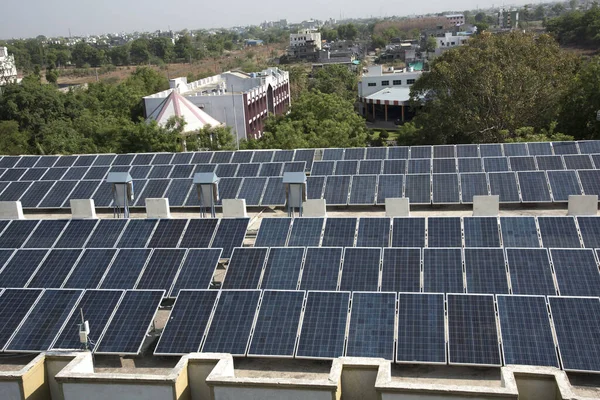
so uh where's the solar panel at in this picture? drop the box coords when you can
[147,219,188,248]
[135,249,186,291]
[339,247,381,291]
[410,146,432,159]
[169,248,221,296]
[432,158,456,174]
[488,172,520,202]
[150,153,173,165]
[0,248,14,273]
[38,181,76,208]
[247,290,305,357]
[577,217,600,248]
[237,177,267,206]
[21,167,47,181]
[258,162,283,176]
[293,149,315,172]
[0,250,47,288]
[215,177,242,205]
[457,158,483,173]
[376,174,403,205]
[381,247,420,292]
[459,173,488,204]
[563,154,592,170]
[527,142,553,156]
[0,156,21,168]
[506,248,556,295]
[547,170,581,201]
[95,289,164,355]
[404,174,430,204]
[53,156,77,168]
[456,144,479,158]
[322,148,344,161]
[40,167,68,181]
[179,219,218,248]
[397,293,445,364]
[550,249,600,297]
[134,179,170,206]
[509,156,537,172]
[90,181,114,207]
[358,160,382,175]
[251,151,275,163]
[260,247,304,290]
[346,292,395,360]
[221,248,268,289]
[54,219,98,248]
[171,153,193,164]
[518,171,552,202]
[63,249,117,289]
[321,218,356,247]
[0,168,26,181]
[500,217,540,247]
[296,291,350,359]
[306,176,325,199]
[64,167,91,180]
[423,248,464,293]
[299,247,342,291]
[83,166,110,180]
[383,159,406,174]
[344,148,366,160]
[432,173,460,204]
[99,249,151,289]
[497,295,558,367]
[211,218,249,258]
[0,181,32,201]
[551,296,600,373]
[287,218,324,247]
[388,146,409,159]
[260,177,285,206]
[483,157,509,172]
[211,151,234,164]
[112,154,135,166]
[433,145,455,159]
[503,143,529,157]
[23,220,68,248]
[447,294,500,366]
[464,248,509,294]
[255,218,292,247]
[5,289,83,352]
[578,140,600,154]
[163,178,192,206]
[591,154,600,168]
[578,169,600,196]
[427,217,462,247]
[116,219,157,248]
[335,160,358,175]
[407,159,431,174]
[273,150,295,162]
[463,217,500,247]
[74,155,97,167]
[191,152,214,164]
[129,165,151,179]
[0,288,43,350]
[15,156,41,168]
[52,289,124,351]
[170,164,194,179]
[366,147,387,160]
[193,164,216,174]
[201,289,261,355]
[148,165,173,179]
[537,216,581,248]
[283,161,305,173]
[357,217,390,247]
[66,180,99,205]
[33,156,63,168]
[27,249,82,288]
[154,289,218,355]
[391,217,425,247]
[553,141,579,155]
[231,151,253,164]
[235,163,260,177]
[479,143,503,157]
[0,220,39,248]
[349,175,377,205]
[20,181,55,208]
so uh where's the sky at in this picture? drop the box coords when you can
[1,0,534,39]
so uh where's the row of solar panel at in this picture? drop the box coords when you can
[312,154,600,175]
[0,218,249,258]
[156,289,600,374]
[0,161,306,183]
[222,246,600,296]
[0,248,221,297]
[0,288,164,355]
[255,216,600,249]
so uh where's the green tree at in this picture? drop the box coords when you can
[309,64,358,102]
[129,38,151,65]
[0,121,30,155]
[149,37,174,63]
[475,12,487,22]
[193,125,237,150]
[109,44,131,66]
[175,35,193,61]
[408,32,576,144]
[71,42,96,68]
[423,36,437,53]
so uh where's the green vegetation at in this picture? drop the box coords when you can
[545,3,600,47]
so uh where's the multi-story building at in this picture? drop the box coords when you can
[289,29,322,51]
[0,47,19,85]
[445,14,465,26]
[143,68,290,141]
[498,9,519,30]
[434,32,472,55]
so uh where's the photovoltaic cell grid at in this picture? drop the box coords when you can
[518,171,551,202]
[0,220,39,248]
[147,219,188,248]
[381,248,421,292]
[427,217,462,247]
[346,292,396,360]
[260,177,285,206]
[99,249,151,289]
[460,173,488,203]
[23,220,67,248]
[179,219,218,248]
[547,170,581,201]
[339,248,381,292]
[322,218,357,247]
[488,172,520,202]
[0,289,43,350]
[432,173,460,204]
[255,218,292,247]
[323,175,350,205]
[349,175,377,205]
[383,159,406,174]
[296,291,350,359]
[28,249,82,288]
[509,156,536,171]
[169,248,222,296]
[221,248,268,289]
[85,219,127,248]
[237,177,267,206]
[248,290,305,357]
[0,250,48,288]
[404,174,430,204]
[391,218,425,248]
[260,247,304,290]
[357,218,390,247]
[423,248,464,293]
[550,249,600,297]
[63,249,117,289]
[55,219,98,248]
[376,174,403,205]
[116,219,157,248]
[312,161,336,176]
[287,218,323,247]
[464,248,509,294]
[578,216,600,248]
[506,248,556,295]
[210,218,249,258]
[500,217,540,248]
[463,217,500,247]
[135,249,186,291]
[537,217,581,248]
[299,247,343,291]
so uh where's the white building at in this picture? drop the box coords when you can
[0,47,19,85]
[435,32,471,55]
[445,14,465,26]
[143,68,290,141]
[289,29,322,50]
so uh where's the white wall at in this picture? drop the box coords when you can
[358,70,423,97]
[290,31,322,50]
[62,382,173,400]
[0,381,22,400]
[342,367,379,400]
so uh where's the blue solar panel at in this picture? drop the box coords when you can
[511,155,540,172]
[38,181,76,208]
[66,180,100,204]
[503,143,529,157]
[54,219,98,248]
[357,218,390,247]
[273,150,295,162]
[20,181,55,208]
[211,151,234,164]
[237,177,267,206]
[95,290,164,355]
[146,219,187,248]
[0,156,21,168]
[287,218,324,247]
[259,162,284,177]
[323,175,350,205]
[410,146,432,159]
[404,174,430,204]
[518,171,552,202]
[27,249,82,288]
[397,292,446,364]
[163,178,192,206]
[479,144,503,157]
[388,146,409,159]
[432,173,460,204]
[0,289,43,350]
[170,164,194,179]
[112,154,134,166]
[21,168,47,181]
[381,248,420,292]
[260,247,304,290]
[563,154,593,170]
[306,176,325,199]
[283,161,305,173]
[527,142,553,156]
[553,141,579,155]
[578,169,600,196]
[74,155,97,167]
[64,167,91,180]
[84,166,110,180]
[221,247,268,289]
[463,217,500,247]
[537,216,581,248]
[210,218,249,258]
[129,165,151,179]
[339,248,381,291]
[99,249,151,289]
[322,218,357,247]
[169,248,221,296]
[260,177,286,206]
[349,175,377,205]
[550,249,600,297]
[457,158,482,173]
[358,160,383,175]
[366,147,387,160]
[423,248,464,293]
[427,217,462,247]
[483,157,509,172]
[293,149,315,172]
[408,159,431,174]
[296,291,350,359]
[255,218,292,247]
[547,170,581,201]
[193,164,216,174]
[447,294,500,366]
[506,248,556,295]
[192,152,214,164]
[456,144,479,158]
[116,219,156,248]
[346,292,395,360]
[0,181,32,201]
[536,155,564,171]
[577,216,600,248]
[22,220,67,248]
[15,156,41,168]
[214,177,242,205]
[179,219,218,248]
[0,168,26,181]
[148,165,173,179]
[311,161,335,176]
[202,289,261,355]
[391,217,425,247]
[488,172,520,202]
[433,158,456,173]
[136,249,186,291]
[497,295,558,367]
[344,148,365,160]
[40,167,68,181]
[63,249,117,289]
[134,179,169,206]
[0,249,47,288]
[231,151,253,164]
[383,159,406,174]
[172,152,193,164]
[578,140,600,154]
[299,247,342,291]
[433,145,455,158]
[154,290,219,355]
[55,155,78,167]
[251,151,274,163]
[248,290,305,357]
[464,248,508,294]
[336,160,359,175]
[0,220,39,248]
[376,174,403,205]
[459,172,488,204]
[52,289,124,351]
[500,217,540,247]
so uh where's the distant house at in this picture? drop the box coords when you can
[288,30,322,61]
[245,39,264,47]
[0,47,19,85]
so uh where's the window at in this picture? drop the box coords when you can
[381,80,389,86]
[393,80,402,85]
[407,79,415,85]
[451,41,456,45]
[368,82,376,87]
